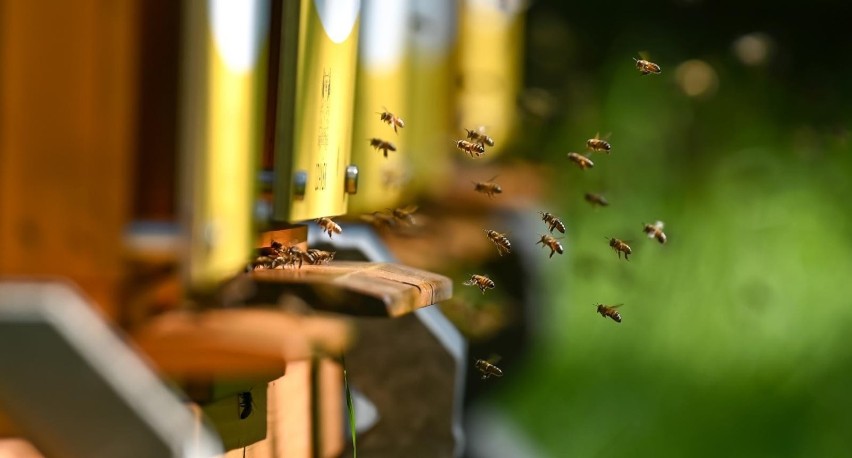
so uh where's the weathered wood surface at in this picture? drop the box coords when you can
[132,309,352,378]
[248,261,452,317]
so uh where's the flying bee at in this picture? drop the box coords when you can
[360,211,397,231]
[473,176,502,198]
[633,56,661,75]
[586,133,612,154]
[475,355,503,380]
[464,127,495,148]
[584,192,609,207]
[463,274,495,294]
[643,220,667,244]
[378,107,405,133]
[369,138,397,158]
[485,229,512,256]
[567,152,594,170]
[536,234,564,258]
[595,303,623,323]
[305,249,335,265]
[390,204,418,226]
[605,237,632,260]
[539,211,566,234]
[456,140,486,158]
[316,217,342,238]
[238,391,254,420]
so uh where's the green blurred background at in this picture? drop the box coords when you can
[488,1,852,456]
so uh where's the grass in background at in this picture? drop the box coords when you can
[494,51,852,456]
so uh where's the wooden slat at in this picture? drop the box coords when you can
[132,309,353,378]
[248,261,453,317]
[0,0,139,318]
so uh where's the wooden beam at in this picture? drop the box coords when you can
[248,261,453,317]
[132,309,353,378]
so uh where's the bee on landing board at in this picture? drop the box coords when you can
[643,221,667,244]
[586,133,612,154]
[456,140,486,158]
[595,303,623,323]
[316,217,342,239]
[390,204,419,226]
[606,237,632,260]
[463,274,495,294]
[464,127,495,148]
[567,152,594,170]
[536,234,564,258]
[305,249,335,265]
[475,355,503,380]
[369,138,397,158]
[485,229,512,256]
[473,176,502,198]
[539,211,566,234]
[633,56,661,75]
[378,107,405,133]
[584,192,609,207]
[238,391,254,420]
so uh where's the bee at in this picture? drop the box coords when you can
[586,133,612,154]
[378,107,405,133]
[463,274,495,294]
[369,138,397,158]
[316,217,342,239]
[536,234,564,258]
[360,211,397,230]
[473,176,502,198]
[595,303,623,323]
[567,152,594,170]
[643,220,667,244]
[606,237,632,260]
[539,211,566,234]
[248,255,275,271]
[464,127,495,148]
[456,139,486,158]
[485,229,512,256]
[390,204,418,226]
[584,192,609,207]
[475,355,503,380]
[305,249,335,265]
[633,57,661,75]
[238,391,254,420]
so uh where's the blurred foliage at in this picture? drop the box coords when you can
[488,1,852,456]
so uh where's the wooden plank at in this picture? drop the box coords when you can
[0,0,139,318]
[249,261,453,317]
[132,309,353,378]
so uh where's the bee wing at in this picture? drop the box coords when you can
[401,204,418,214]
[486,175,500,182]
[655,221,665,230]
[610,303,624,309]
[487,354,502,364]
[638,50,651,60]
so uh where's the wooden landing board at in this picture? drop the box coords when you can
[248,261,453,317]
[132,309,353,378]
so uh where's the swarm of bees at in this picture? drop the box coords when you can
[249,240,335,271]
[463,274,496,294]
